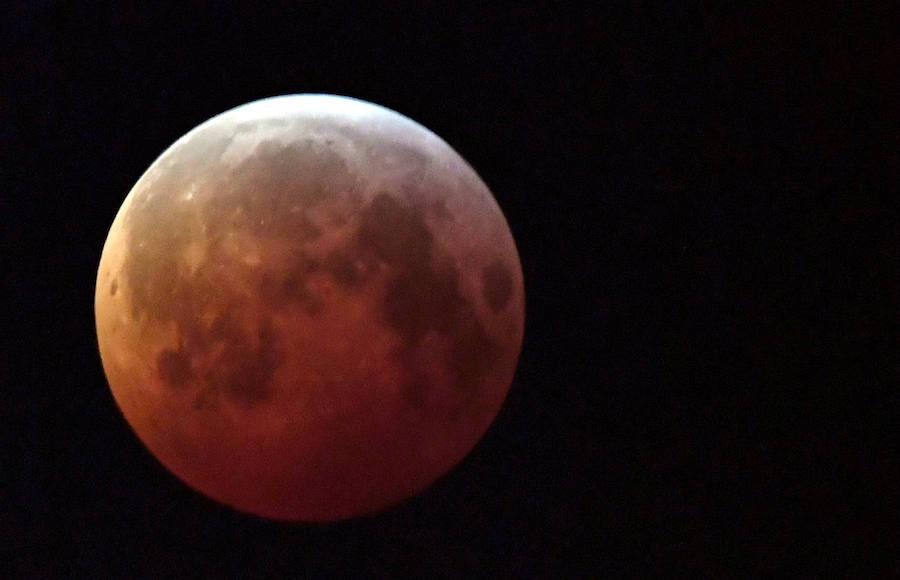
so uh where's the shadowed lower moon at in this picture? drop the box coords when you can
[94,95,525,521]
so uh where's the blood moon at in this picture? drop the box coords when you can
[95,95,525,521]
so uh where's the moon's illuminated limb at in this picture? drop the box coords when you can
[95,95,524,521]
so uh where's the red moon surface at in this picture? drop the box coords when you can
[94,95,525,521]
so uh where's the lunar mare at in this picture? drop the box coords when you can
[95,95,524,521]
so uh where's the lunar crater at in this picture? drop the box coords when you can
[481,259,514,312]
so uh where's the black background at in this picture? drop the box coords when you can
[4,2,898,577]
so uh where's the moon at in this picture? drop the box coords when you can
[94,95,525,521]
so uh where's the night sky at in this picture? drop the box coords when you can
[5,3,898,577]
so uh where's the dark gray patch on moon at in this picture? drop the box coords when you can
[337,193,502,399]
[258,258,324,316]
[356,193,432,267]
[154,311,283,407]
[157,347,192,389]
[448,303,501,389]
[110,279,118,296]
[213,321,282,407]
[323,251,369,289]
[480,260,513,312]
[429,198,454,222]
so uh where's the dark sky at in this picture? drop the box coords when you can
[4,3,898,577]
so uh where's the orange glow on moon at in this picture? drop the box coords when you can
[94,95,524,521]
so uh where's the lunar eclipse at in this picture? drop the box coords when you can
[94,95,525,522]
